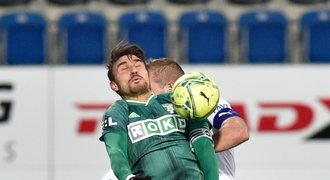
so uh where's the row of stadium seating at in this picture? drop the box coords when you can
[0,9,329,65]
[0,0,329,6]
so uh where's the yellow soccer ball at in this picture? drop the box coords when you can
[171,72,220,120]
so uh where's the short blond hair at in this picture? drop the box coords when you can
[147,58,184,88]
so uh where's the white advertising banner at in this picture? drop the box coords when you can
[52,67,120,180]
[0,67,49,180]
[1,65,330,180]
[183,65,330,180]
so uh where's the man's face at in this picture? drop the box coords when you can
[111,55,150,97]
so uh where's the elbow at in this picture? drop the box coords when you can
[240,127,250,143]
[238,122,250,143]
[235,118,250,144]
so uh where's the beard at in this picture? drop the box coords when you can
[117,79,150,97]
[129,80,149,96]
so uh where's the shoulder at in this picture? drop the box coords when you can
[209,97,232,118]
[156,91,172,102]
[158,91,172,98]
[218,97,232,108]
[102,100,129,125]
[100,100,129,139]
[104,100,128,116]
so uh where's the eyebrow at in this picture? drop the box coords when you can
[133,58,142,62]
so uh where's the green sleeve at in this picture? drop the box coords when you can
[104,132,132,180]
[192,137,219,180]
[186,120,219,180]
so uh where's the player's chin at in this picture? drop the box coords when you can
[130,83,149,94]
[130,79,146,87]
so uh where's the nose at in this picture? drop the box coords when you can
[131,65,138,75]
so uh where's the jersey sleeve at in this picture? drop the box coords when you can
[99,100,129,141]
[99,101,133,180]
[208,97,241,129]
[186,120,219,180]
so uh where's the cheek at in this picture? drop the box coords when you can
[116,73,129,82]
[141,70,149,80]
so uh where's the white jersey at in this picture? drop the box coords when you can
[207,97,238,180]
[102,97,238,180]
[101,168,118,180]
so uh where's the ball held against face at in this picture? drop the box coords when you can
[170,72,220,120]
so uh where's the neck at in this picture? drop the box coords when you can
[123,91,154,102]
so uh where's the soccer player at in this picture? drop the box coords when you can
[99,42,219,180]
[146,58,249,180]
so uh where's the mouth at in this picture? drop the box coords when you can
[130,75,143,83]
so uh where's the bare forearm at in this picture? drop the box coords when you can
[213,117,249,152]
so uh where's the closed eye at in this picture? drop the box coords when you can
[117,61,129,71]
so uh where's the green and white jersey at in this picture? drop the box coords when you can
[100,92,209,179]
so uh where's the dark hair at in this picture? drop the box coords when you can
[106,41,145,81]
[146,58,184,87]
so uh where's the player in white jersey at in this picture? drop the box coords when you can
[101,169,117,180]
[101,58,249,180]
[208,97,242,180]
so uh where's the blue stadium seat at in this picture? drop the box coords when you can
[119,11,167,60]
[58,12,107,64]
[0,12,47,65]
[48,0,90,5]
[178,11,228,63]
[0,0,33,6]
[300,10,330,63]
[239,11,288,63]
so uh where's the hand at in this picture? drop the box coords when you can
[129,175,151,180]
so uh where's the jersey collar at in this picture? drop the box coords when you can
[125,93,156,106]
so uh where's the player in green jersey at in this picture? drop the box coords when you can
[99,42,219,180]
[147,58,249,180]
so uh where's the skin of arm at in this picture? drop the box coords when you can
[213,116,249,152]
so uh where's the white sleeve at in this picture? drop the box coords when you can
[101,169,118,180]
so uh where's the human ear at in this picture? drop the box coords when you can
[110,81,119,91]
[167,81,175,91]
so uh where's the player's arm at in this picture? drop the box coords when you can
[100,103,150,180]
[103,132,132,180]
[103,129,151,180]
[186,119,219,180]
[210,101,249,152]
[213,116,249,152]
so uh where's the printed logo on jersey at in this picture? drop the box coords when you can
[129,112,140,118]
[102,117,118,129]
[214,104,230,114]
[162,103,175,114]
[210,104,231,118]
[127,114,186,143]
[218,111,232,117]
